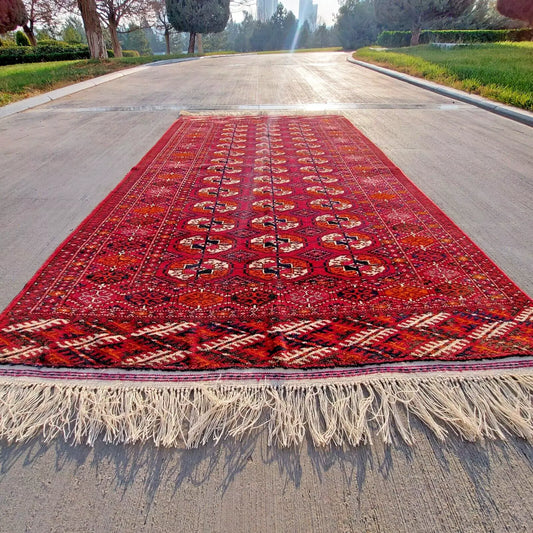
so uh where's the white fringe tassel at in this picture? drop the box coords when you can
[0,373,532,447]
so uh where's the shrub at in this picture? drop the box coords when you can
[0,41,90,65]
[15,31,31,46]
[107,49,115,58]
[0,36,17,47]
[377,28,533,47]
[122,49,140,57]
[377,31,411,47]
[36,39,71,46]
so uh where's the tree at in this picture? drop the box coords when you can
[250,20,271,50]
[151,0,173,54]
[310,22,340,47]
[166,0,231,53]
[202,29,228,51]
[170,30,185,52]
[78,0,108,58]
[119,23,151,54]
[61,15,87,43]
[97,0,147,57]
[210,9,340,53]
[335,0,379,50]
[20,0,59,45]
[270,3,297,49]
[35,26,55,39]
[496,0,533,25]
[424,0,521,29]
[144,23,165,53]
[231,10,254,51]
[297,20,311,49]
[375,0,476,45]
[0,0,28,34]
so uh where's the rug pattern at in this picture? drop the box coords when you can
[1,115,532,371]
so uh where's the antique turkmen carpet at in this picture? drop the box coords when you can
[0,115,532,447]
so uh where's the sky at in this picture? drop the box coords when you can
[231,0,341,26]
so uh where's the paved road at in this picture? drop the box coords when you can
[0,52,532,532]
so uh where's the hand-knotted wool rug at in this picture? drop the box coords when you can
[1,115,532,448]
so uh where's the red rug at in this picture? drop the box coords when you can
[1,115,532,447]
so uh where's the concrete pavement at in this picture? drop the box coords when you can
[3,53,532,126]
[0,52,532,532]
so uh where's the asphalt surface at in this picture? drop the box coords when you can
[0,52,532,532]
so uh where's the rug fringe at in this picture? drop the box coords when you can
[0,373,532,447]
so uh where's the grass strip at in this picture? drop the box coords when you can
[355,42,533,111]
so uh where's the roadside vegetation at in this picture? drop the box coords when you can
[355,42,533,111]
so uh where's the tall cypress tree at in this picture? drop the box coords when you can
[166,0,231,53]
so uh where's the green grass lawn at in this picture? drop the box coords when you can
[355,42,533,111]
[0,54,190,107]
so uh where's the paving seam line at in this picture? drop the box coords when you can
[347,56,533,128]
[0,57,199,120]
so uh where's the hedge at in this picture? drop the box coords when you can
[377,29,533,48]
[0,42,90,65]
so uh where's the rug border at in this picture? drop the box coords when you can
[1,356,533,385]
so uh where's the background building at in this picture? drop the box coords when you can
[257,0,278,21]
[298,0,318,30]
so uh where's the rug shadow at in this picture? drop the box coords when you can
[424,424,533,514]
[1,424,531,513]
[0,428,410,500]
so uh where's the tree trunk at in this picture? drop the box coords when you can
[164,28,170,55]
[77,0,108,59]
[197,33,203,54]
[22,23,37,46]
[188,32,196,54]
[410,22,421,46]
[108,18,122,57]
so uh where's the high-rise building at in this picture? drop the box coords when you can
[298,0,318,30]
[257,0,277,22]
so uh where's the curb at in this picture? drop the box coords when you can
[0,57,199,120]
[347,56,533,128]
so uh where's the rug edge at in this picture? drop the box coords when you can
[1,369,531,448]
